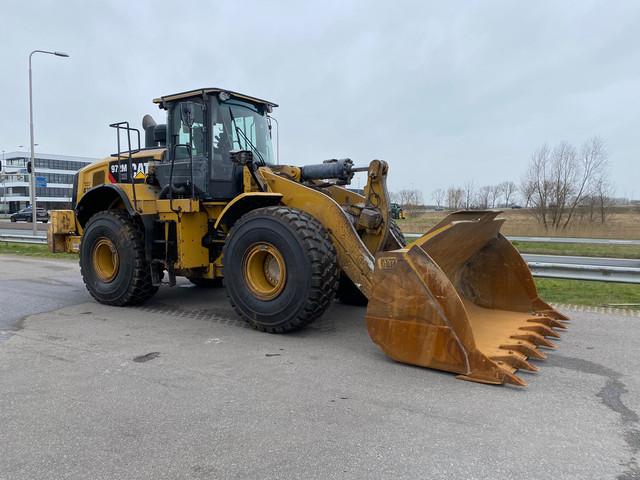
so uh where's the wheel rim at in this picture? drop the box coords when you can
[92,237,119,282]
[242,242,287,300]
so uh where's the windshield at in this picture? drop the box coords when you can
[212,99,275,165]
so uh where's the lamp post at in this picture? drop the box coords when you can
[28,49,69,235]
[1,150,5,211]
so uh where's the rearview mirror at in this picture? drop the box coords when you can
[180,102,196,130]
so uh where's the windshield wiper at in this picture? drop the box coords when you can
[228,107,266,166]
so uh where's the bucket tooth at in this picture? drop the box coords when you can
[498,367,528,387]
[500,341,546,360]
[491,354,539,372]
[512,332,557,349]
[528,317,567,330]
[520,324,561,339]
[457,365,527,387]
[532,305,569,321]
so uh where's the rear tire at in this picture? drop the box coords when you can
[223,206,339,333]
[80,210,158,306]
[384,219,407,250]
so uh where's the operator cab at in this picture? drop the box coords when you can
[150,88,278,201]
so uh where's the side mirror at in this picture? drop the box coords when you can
[180,102,195,130]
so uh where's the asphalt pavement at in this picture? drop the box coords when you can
[0,255,86,340]
[0,255,639,480]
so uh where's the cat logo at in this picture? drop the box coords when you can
[108,157,150,183]
[378,257,397,270]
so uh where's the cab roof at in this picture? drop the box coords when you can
[153,88,278,109]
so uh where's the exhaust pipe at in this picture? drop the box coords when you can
[142,114,167,148]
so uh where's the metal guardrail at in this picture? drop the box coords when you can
[2,232,639,284]
[508,236,640,246]
[523,254,640,284]
[404,233,639,284]
[0,233,47,244]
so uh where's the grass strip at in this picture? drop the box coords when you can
[0,242,76,260]
[512,241,640,259]
[535,278,639,309]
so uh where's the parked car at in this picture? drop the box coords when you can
[10,207,49,223]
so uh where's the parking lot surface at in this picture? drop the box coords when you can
[0,255,638,480]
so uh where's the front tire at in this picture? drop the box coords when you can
[80,210,158,306]
[223,206,339,333]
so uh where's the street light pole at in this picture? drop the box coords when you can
[28,49,69,235]
[1,150,5,210]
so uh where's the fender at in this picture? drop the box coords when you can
[213,192,283,229]
[75,184,136,227]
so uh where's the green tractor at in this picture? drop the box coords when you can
[390,202,405,220]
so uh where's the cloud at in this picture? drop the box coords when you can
[1,0,639,199]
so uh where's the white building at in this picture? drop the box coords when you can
[0,151,96,213]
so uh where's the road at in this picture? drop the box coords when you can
[0,255,86,341]
[0,220,47,238]
[0,220,48,233]
[1,255,639,480]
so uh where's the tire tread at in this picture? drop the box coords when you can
[80,210,157,306]
[223,206,338,333]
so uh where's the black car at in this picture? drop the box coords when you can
[10,207,49,223]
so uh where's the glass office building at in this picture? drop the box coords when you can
[0,151,96,213]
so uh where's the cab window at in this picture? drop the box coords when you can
[171,102,205,159]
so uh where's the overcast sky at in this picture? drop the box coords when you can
[1,0,639,200]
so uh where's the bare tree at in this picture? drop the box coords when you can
[397,189,423,210]
[463,181,475,209]
[560,137,608,228]
[446,186,464,210]
[522,137,609,230]
[520,177,535,208]
[488,184,502,208]
[432,188,445,208]
[476,186,492,209]
[500,181,518,207]
[594,176,614,224]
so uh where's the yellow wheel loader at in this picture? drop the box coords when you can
[48,88,568,386]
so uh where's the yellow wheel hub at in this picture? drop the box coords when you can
[242,243,287,300]
[92,237,119,282]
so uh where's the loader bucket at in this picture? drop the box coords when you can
[365,211,568,386]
